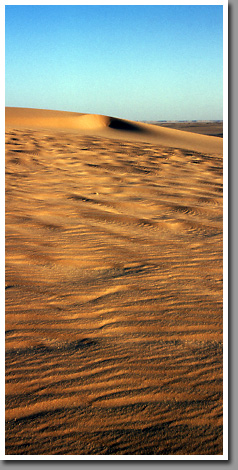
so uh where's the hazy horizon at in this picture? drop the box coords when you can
[5,4,223,121]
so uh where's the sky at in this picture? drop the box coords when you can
[5,4,224,121]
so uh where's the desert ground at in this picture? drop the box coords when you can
[5,108,223,455]
[147,121,223,138]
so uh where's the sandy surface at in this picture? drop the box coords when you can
[5,108,223,455]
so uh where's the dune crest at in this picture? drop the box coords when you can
[5,107,140,131]
[5,107,223,155]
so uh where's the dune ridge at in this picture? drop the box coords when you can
[5,107,223,155]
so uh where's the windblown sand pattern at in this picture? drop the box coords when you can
[5,108,223,455]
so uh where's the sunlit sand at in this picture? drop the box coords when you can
[5,107,223,455]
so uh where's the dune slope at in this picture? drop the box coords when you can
[6,107,223,155]
[5,108,223,455]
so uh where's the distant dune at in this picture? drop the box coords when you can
[6,107,223,155]
[150,121,223,139]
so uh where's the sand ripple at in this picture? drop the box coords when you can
[5,119,223,455]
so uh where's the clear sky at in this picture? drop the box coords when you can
[5,4,223,121]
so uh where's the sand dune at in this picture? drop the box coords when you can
[6,107,223,155]
[5,107,223,455]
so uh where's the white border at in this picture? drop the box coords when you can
[3,1,227,5]
[2,0,228,461]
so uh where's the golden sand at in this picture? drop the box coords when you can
[5,108,223,455]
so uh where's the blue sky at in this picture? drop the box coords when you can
[5,4,223,121]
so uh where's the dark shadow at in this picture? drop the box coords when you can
[108,117,143,133]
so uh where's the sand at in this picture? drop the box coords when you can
[5,108,223,455]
